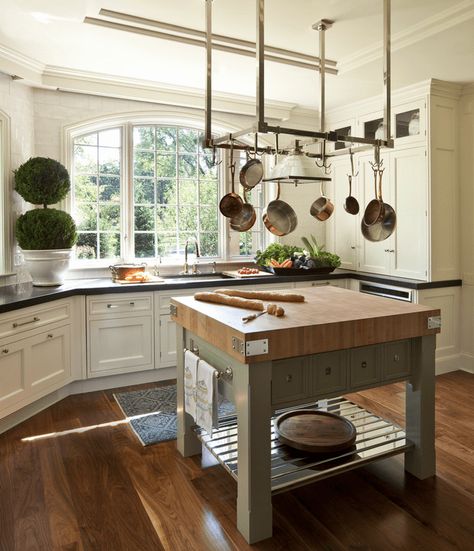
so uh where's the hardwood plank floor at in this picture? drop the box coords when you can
[0,371,473,550]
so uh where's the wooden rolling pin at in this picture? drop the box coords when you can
[194,292,264,311]
[214,288,305,302]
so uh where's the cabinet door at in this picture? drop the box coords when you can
[28,326,71,396]
[89,316,153,377]
[327,157,358,269]
[0,340,27,415]
[159,314,177,368]
[358,153,392,275]
[349,345,382,389]
[390,147,428,280]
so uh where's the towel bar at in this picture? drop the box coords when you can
[184,344,233,381]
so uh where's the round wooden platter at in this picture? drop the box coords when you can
[274,409,357,453]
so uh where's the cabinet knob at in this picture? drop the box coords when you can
[351,246,356,250]
[286,374,293,383]
[325,366,332,376]
[384,248,389,253]
[361,361,367,368]
[2,348,9,354]
[47,334,53,339]
[389,249,395,253]
[394,354,400,362]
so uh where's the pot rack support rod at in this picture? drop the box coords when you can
[204,0,212,147]
[256,0,265,129]
[383,0,392,145]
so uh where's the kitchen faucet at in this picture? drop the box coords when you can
[181,237,200,275]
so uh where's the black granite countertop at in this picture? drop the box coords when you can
[0,270,462,315]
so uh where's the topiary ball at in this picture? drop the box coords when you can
[16,208,77,250]
[14,157,71,206]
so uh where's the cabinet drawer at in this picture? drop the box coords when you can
[0,300,71,341]
[349,345,382,388]
[88,294,152,317]
[272,358,309,405]
[384,340,411,380]
[312,351,347,395]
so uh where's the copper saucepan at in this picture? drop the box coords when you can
[239,134,263,190]
[361,168,396,242]
[310,181,334,221]
[230,189,256,232]
[262,183,297,236]
[363,164,385,226]
[219,142,243,218]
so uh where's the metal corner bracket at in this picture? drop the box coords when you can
[170,304,177,316]
[427,316,441,329]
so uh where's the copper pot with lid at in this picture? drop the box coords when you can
[109,263,146,281]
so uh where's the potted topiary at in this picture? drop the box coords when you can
[14,157,77,286]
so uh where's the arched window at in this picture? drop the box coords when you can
[68,117,267,264]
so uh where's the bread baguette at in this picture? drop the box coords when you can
[214,288,305,303]
[194,292,264,311]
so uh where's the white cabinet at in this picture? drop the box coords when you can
[0,299,76,420]
[158,314,177,367]
[326,81,460,282]
[87,293,154,377]
[357,147,428,280]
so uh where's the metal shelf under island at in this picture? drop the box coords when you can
[171,286,441,544]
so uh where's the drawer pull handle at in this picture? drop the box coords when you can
[325,367,332,375]
[286,374,293,383]
[351,246,356,250]
[2,348,9,354]
[394,354,400,362]
[130,302,135,306]
[13,316,39,328]
[312,282,330,286]
[47,334,53,339]
[361,361,367,368]
[107,304,120,309]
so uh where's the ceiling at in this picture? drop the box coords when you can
[0,0,473,110]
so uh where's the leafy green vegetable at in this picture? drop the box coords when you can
[255,243,302,266]
[301,235,341,268]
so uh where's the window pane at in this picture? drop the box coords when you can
[135,233,155,257]
[199,180,218,205]
[156,179,176,205]
[76,233,97,259]
[74,145,97,174]
[99,204,120,231]
[179,179,197,204]
[240,232,253,255]
[98,176,120,202]
[134,178,155,204]
[200,233,219,256]
[75,175,97,202]
[75,203,97,231]
[178,128,198,153]
[134,126,155,149]
[157,154,176,177]
[156,127,176,151]
[156,206,177,231]
[178,154,197,177]
[200,205,218,232]
[157,233,178,257]
[99,233,120,259]
[75,133,97,146]
[134,150,155,177]
[135,206,155,231]
[99,128,121,148]
[178,205,197,232]
[99,147,120,175]
[199,155,218,180]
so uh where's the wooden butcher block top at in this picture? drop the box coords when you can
[171,286,441,362]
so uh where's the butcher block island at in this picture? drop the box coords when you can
[171,286,441,544]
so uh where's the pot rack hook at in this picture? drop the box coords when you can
[348,148,359,178]
[315,140,332,175]
[211,146,222,167]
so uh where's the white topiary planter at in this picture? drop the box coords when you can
[21,249,72,286]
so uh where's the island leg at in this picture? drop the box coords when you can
[176,325,201,457]
[405,334,436,479]
[234,360,273,544]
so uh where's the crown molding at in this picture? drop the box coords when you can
[0,44,44,84]
[338,0,474,74]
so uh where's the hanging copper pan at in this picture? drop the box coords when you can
[262,183,297,236]
[230,190,256,232]
[219,142,243,218]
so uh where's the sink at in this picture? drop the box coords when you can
[162,272,231,281]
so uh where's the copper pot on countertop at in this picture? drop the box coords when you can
[109,263,146,281]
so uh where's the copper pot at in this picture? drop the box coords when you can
[109,263,146,281]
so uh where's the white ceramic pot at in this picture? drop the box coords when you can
[21,249,72,286]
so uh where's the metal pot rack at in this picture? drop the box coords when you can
[203,0,394,166]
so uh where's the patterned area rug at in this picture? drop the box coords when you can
[114,384,235,446]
